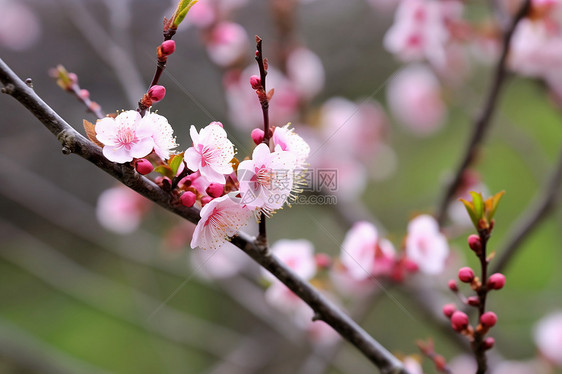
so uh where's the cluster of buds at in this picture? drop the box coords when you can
[443,191,506,362]
[50,65,102,116]
[416,339,449,373]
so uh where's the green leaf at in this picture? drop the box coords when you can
[173,0,198,28]
[460,198,479,228]
[154,165,172,178]
[169,152,184,176]
[470,191,484,221]
[487,190,505,221]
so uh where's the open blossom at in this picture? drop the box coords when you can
[95,110,155,163]
[405,214,449,275]
[534,311,562,366]
[340,221,395,280]
[190,195,252,251]
[185,122,235,184]
[237,143,298,214]
[271,124,310,168]
[387,64,446,135]
[384,0,459,68]
[96,185,150,234]
[142,112,177,160]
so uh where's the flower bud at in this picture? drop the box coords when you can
[79,89,90,99]
[206,183,224,198]
[487,273,506,290]
[251,128,265,145]
[451,311,469,332]
[448,279,458,292]
[180,191,196,207]
[482,337,495,350]
[250,75,261,90]
[480,311,498,327]
[161,40,176,55]
[201,196,212,206]
[468,234,482,253]
[467,296,480,307]
[458,267,475,283]
[315,253,332,269]
[68,72,78,84]
[148,85,166,102]
[434,355,447,371]
[442,303,456,318]
[134,158,153,175]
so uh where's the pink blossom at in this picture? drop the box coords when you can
[96,185,150,234]
[340,221,395,280]
[95,110,155,163]
[206,22,249,67]
[237,143,298,214]
[190,195,252,251]
[387,64,446,136]
[191,242,250,279]
[405,214,449,275]
[185,122,235,184]
[271,124,311,168]
[286,47,325,100]
[534,311,562,366]
[0,1,41,51]
[493,360,549,374]
[384,0,459,67]
[184,1,216,28]
[143,112,178,160]
[262,239,317,283]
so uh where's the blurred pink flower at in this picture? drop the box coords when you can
[534,311,562,366]
[0,0,41,51]
[384,0,460,67]
[402,357,423,374]
[493,360,549,374]
[185,122,235,184]
[191,195,252,250]
[206,22,249,67]
[95,111,155,163]
[96,186,150,234]
[237,143,298,214]
[340,221,395,280]
[405,214,449,275]
[387,64,446,136]
[286,47,325,100]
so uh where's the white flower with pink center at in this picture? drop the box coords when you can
[405,214,449,275]
[387,64,446,135]
[143,112,178,160]
[237,143,298,215]
[95,110,155,163]
[340,221,396,280]
[271,124,310,169]
[190,195,252,251]
[534,311,562,367]
[383,0,459,68]
[185,122,235,184]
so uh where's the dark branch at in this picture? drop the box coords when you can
[436,0,531,226]
[0,57,408,374]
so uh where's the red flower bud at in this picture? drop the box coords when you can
[206,183,224,198]
[451,311,469,332]
[467,296,480,307]
[482,337,495,350]
[180,191,196,207]
[79,89,90,99]
[458,267,475,283]
[148,85,166,102]
[161,40,176,55]
[201,196,212,206]
[487,273,505,290]
[134,158,153,175]
[468,234,482,253]
[480,311,498,327]
[251,128,265,145]
[448,279,459,292]
[434,355,447,371]
[442,303,457,318]
[250,75,261,90]
[315,253,332,269]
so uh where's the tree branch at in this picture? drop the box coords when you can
[0,58,408,374]
[436,0,531,226]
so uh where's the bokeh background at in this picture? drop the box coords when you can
[1,0,562,373]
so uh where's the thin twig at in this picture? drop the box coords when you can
[436,0,531,226]
[0,58,408,374]
[492,149,562,275]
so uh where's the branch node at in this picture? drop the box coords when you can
[57,129,76,154]
[312,312,322,322]
[25,78,33,88]
[1,83,15,95]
